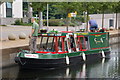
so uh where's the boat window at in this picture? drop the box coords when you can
[77,36,87,51]
[70,36,76,52]
[85,36,90,50]
[58,37,62,52]
[80,37,86,49]
[39,37,55,52]
[47,37,54,51]
[64,40,68,51]
[39,35,87,52]
[70,36,75,48]
[65,35,76,52]
[39,37,47,49]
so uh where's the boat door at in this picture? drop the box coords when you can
[66,34,87,53]
[75,35,87,51]
[66,34,72,53]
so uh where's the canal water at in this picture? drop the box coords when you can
[1,43,120,79]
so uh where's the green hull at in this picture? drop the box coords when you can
[17,48,110,59]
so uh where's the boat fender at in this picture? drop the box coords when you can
[102,58,105,64]
[82,52,86,61]
[101,50,105,58]
[66,55,70,65]
[66,68,70,77]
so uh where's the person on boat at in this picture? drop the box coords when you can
[89,18,98,32]
[29,18,39,53]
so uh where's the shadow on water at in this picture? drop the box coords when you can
[2,43,120,79]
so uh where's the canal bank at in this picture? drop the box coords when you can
[1,30,120,68]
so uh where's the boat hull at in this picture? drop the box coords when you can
[15,51,110,69]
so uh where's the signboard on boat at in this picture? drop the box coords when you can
[89,32,109,49]
[24,54,39,58]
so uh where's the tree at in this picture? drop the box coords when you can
[97,2,113,28]
[52,2,82,31]
[43,3,63,19]
[81,2,99,31]
[111,2,120,29]
[30,2,47,28]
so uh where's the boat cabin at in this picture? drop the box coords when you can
[36,31,109,54]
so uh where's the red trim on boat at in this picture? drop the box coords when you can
[54,37,58,52]
[92,47,109,50]
[83,37,87,50]
[77,35,84,37]
[78,37,82,50]
[80,49,87,51]
[61,37,65,52]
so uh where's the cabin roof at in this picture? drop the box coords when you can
[38,32,108,37]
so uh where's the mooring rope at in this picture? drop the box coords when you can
[18,57,27,65]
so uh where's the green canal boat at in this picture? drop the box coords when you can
[15,31,110,69]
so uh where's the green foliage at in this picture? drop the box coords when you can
[111,2,120,13]
[69,19,82,27]
[49,29,59,33]
[14,19,32,26]
[0,25,7,26]
[20,23,32,26]
[42,18,83,26]
[30,2,120,29]
[48,19,60,26]
[14,19,22,25]
[59,20,66,26]
[52,2,82,18]
[30,2,119,19]
[75,16,85,23]
[43,19,66,26]
[30,2,47,11]
[23,2,28,11]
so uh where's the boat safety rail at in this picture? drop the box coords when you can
[35,51,68,54]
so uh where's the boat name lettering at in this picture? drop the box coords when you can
[24,54,39,58]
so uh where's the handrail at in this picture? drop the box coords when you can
[35,51,68,54]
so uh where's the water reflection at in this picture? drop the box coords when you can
[2,43,120,79]
[13,58,109,79]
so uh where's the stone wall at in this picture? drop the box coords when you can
[0,18,17,25]
[0,18,29,25]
